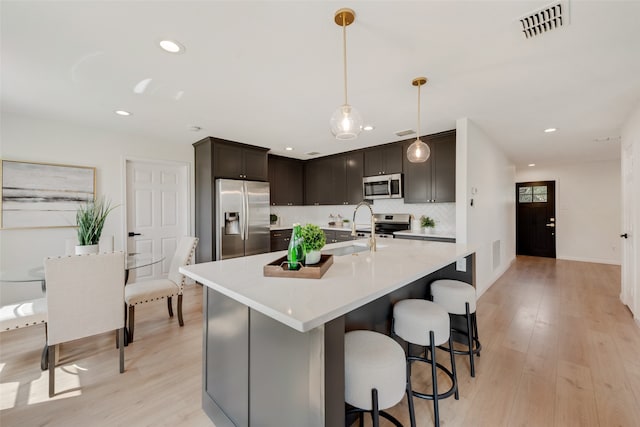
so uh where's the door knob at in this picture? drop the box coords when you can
[128,232,142,237]
[620,233,628,238]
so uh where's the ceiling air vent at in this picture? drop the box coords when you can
[519,1,569,39]
[394,129,415,137]
[306,151,321,156]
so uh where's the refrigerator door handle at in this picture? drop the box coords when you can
[244,182,250,241]
[240,182,246,241]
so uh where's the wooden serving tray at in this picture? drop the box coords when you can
[263,254,334,279]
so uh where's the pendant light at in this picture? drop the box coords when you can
[407,77,431,163]
[330,8,363,140]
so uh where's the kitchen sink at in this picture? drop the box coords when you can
[322,241,386,256]
[323,243,370,256]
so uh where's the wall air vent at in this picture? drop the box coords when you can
[394,129,415,137]
[519,1,569,39]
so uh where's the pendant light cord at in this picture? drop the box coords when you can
[417,83,421,139]
[342,14,348,106]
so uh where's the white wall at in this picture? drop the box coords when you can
[0,113,193,303]
[621,102,640,322]
[456,118,516,298]
[516,160,621,265]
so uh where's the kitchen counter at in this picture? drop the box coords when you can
[270,223,355,232]
[181,239,475,427]
[394,229,456,240]
[182,238,471,332]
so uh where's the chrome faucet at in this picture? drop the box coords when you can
[351,201,376,252]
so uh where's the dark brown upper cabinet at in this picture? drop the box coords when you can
[304,152,363,205]
[402,130,456,203]
[268,155,304,206]
[201,137,269,181]
[363,144,403,177]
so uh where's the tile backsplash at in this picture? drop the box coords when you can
[270,199,455,235]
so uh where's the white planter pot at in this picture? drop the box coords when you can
[422,227,434,234]
[75,244,99,255]
[305,250,322,265]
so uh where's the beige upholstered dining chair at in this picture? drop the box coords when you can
[0,297,48,370]
[44,252,126,397]
[124,236,198,342]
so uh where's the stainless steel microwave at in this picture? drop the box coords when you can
[363,173,403,199]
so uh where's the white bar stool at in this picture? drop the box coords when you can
[431,279,482,377]
[392,299,458,427]
[345,330,409,427]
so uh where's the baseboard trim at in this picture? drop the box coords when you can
[557,255,621,266]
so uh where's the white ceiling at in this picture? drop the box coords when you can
[2,1,640,167]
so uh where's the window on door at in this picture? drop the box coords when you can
[518,185,548,203]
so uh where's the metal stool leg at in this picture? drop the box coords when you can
[465,302,475,377]
[430,331,440,427]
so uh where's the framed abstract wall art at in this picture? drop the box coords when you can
[1,160,95,229]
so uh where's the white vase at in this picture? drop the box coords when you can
[75,244,99,255]
[305,250,322,265]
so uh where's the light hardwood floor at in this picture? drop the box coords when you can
[1,257,639,426]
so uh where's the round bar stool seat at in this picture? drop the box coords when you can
[393,299,458,427]
[431,279,482,377]
[345,330,407,427]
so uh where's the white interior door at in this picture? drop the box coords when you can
[620,142,635,316]
[126,160,189,282]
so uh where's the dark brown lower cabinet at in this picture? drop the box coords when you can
[270,229,292,252]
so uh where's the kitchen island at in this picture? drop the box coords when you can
[181,238,475,427]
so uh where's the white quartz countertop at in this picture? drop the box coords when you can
[270,224,355,231]
[181,238,473,333]
[393,230,456,239]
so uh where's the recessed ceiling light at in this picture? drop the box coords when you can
[114,110,131,116]
[159,40,185,54]
[285,147,294,151]
[363,125,374,131]
[544,128,556,133]
[528,163,536,167]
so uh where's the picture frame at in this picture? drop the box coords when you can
[1,160,96,229]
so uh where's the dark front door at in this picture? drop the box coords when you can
[516,181,556,258]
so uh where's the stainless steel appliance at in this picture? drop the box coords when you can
[363,173,403,199]
[355,213,411,239]
[216,179,270,260]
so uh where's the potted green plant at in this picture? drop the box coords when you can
[301,224,326,265]
[270,214,278,225]
[75,197,116,254]
[342,218,350,228]
[420,215,436,233]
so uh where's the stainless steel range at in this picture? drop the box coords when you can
[355,213,411,239]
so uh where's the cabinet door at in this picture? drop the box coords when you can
[364,149,383,176]
[402,139,433,203]
[324,230,337,244]
[243,147,268,181]
[364,144,402,176]
[269,156,302,206]
[345,152,364,204]
[432,134,456,202]
[270,229,291,252]
[305,159,333,205]
[331,156,347,205]
[334,230,355,242]
[214,142,244,179]
[381,144,403,175]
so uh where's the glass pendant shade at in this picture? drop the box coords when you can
[330,104,362,140]
[407,138,430,163]
[407,76,431,163]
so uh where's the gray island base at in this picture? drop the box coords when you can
[181,239,475,427]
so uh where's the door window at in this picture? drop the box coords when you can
[518,185,547,203]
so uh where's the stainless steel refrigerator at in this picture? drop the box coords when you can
[215,179,271,260]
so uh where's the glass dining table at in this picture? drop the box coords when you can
[0,253,165,368]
